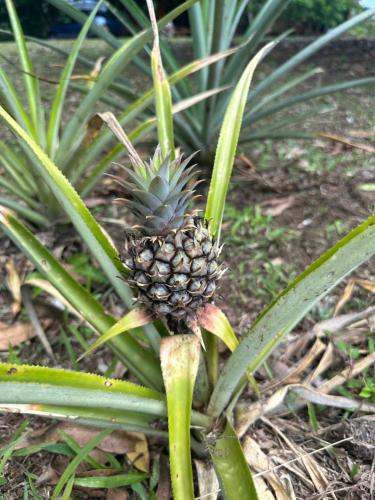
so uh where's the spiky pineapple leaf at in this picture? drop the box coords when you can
[205,41,276,240]
[147,0,175,160]
[81,309,153,360]
[0,207,163,389]
[0,363,163,400]
[47,1,101,157]
[160,335,201,499]
[209,212,375,418]
[0,107,161,353]
[5,0,45,144]
[208,420,258,500]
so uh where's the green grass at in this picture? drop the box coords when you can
[223,203,298,303]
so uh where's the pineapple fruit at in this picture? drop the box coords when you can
[118,149,224,333]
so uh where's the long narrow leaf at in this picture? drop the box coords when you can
[79,85,227,197]
[0,67,33,133]
[249,76,375,124]
[0,105,161,352]
[56,0,197,168]
[0,364,210,428]
[223,0,289,86]
[0,384,165,416]
[247,7,375,108]
[0,177,39,210]
[0,363,162,399]
[5,0,45,144]
[0,403,165,436]
[209,420,258,500]
[47,2,101,157]
[205,42,275,240]
[208,212,375,418]
[189,3,208,96]
[73,45,240,188]
[161,335,201,499]
[0,142,37,193]
[81,309,153,360]
[0,198,48,226]
[0,208,163,389]
[147,0,174,159]
[52,428,112,499]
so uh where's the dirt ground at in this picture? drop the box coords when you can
[0,38,374,498]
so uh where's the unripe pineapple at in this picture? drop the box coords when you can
[117,149,224,333]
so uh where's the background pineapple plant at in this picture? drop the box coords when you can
[117,147,224,333]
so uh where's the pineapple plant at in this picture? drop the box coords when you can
[117,148,224,333]
[1,2,375,498]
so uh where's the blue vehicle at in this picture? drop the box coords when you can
[49,0,126,38]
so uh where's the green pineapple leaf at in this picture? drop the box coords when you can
[80,309,153,360]
[205,40,277,241]
[147,0,175,160]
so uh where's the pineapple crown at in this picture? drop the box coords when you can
[114,148,200,236]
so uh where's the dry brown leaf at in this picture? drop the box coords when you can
[194,460,219,500]
[265,338,326,391]
[90,56,106,79]
[126,432,149,472]
[318,351,375,395]
[36,464,59,486]
[238,152,257,171]
[262,418,329,493]
[15,422,149,471]
[82,114,105,147]
[354,278,375,294]
[243,436,290,500]
[0,321,36,350]
[334,279,356,316]
[334,279,375,316]
[156,454,171,500]
[25,277,86,322]
[5,259,22,315]
[270,455,314,489]
[346,129,374,139]
[85,197,109,208]
[236,379,375,437]
[253,476,276,499]
[106,489,129,500]
[317,131,375,153]
[312,305,375,337]
[304,342,335,384]
[262,196,295,217]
